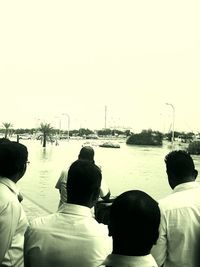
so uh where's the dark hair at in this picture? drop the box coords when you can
[78,146,95,163]
[0,141,28,178]
[109,190,160,255]
[67,159,101,204]
[165,150,196,179]
[0,138,11,144]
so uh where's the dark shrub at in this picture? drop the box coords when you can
[188,141,200,155]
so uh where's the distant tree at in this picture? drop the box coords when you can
[78,128,94,137]
[186,132,195,140]
[164,131,195,143]
[124,130,131,136]
[15,128,26,134]
[111,129,125,136]
[126,129,163,146]
[188,141,200,155]
[70,129,79,137]
[38,123,54,147]
[2,122,13,138]
[15,128,33,134]
[97,129,112,136]
[176,132,195,143]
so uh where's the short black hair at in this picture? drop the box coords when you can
[165,150,196,179]
[67,159,101,203]
[0,141,28,178]
[109,190,160,255]
[78,146,95,163]
[0,138,11,144]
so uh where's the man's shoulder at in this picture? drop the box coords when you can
[55,169,68,189]
[29,213,56,229]
[159,186,200,211]
[59,170,68,182]
[92,220,110,234]
[0,184,20,209]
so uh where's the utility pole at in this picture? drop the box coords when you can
[62,113,70,142]
[165,103,175,149]
[104,105,107,129]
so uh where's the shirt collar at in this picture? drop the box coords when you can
[0,177,20,195]
[58,203,93,217]
[100,253,157,267]
[173,181,200,193]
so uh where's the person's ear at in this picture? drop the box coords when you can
[194,169,198,179]
[108,223,113,237]
[91,187,100,206]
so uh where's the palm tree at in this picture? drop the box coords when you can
[2,122,13,139]
[39,123,54,147]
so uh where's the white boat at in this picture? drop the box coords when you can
[99,141,120,148]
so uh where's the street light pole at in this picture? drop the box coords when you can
[104,105,107,129]
[62,113,70,142]
[165,103,175,149]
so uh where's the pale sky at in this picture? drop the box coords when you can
[0,0,200,133]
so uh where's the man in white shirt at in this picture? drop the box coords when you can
[151,150,200,267]
[0,140,29,267]
[101,190,160,267]
[24,159,112,267]
[55,146,111,207]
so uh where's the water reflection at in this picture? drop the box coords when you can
[18,139,200,213]
[40,148,53,161]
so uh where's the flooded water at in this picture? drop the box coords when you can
[18,139,200,213]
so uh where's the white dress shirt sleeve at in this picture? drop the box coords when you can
[151,209,167,266]
[99,178,110,199]
[0,201,19,264]
[55,170,66,190]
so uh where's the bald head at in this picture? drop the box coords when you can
[78,146,95,163]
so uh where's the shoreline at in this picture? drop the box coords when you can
[22,195,51,222]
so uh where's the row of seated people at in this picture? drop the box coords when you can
[0,139,200,266]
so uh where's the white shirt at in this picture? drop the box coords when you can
[151,181,200,267]
[24,203,112,267]
[0,177,28,267]
[100,253,158,267]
